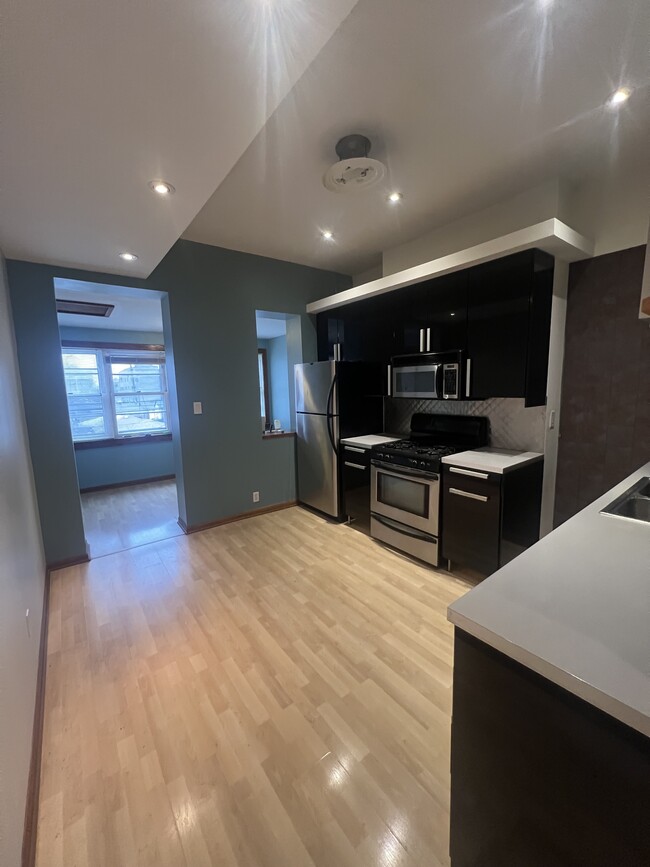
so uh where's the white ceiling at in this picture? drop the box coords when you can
[0,0,360,276]
[54,279,163,332]
[2,0,648,281]
[184,0,650,275]
[256,315,287,339]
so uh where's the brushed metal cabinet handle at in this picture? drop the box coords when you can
[449,467,489,479]
[344,461,366,470]
[426,327,431,352]
[344,446,366,454]
[449,487,489,503]
[465,358,472,397]
[419,328,425,352]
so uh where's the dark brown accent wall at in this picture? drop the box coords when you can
[554,245,650,526]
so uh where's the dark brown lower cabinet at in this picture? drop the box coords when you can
[450,630,650,866]
[442,460,543,574]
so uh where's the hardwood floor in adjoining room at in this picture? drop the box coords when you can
[38,506,472,867]
[81,479,183,559]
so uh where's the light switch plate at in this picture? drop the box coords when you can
[193,401,202,415]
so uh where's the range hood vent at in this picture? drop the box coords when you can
[56,298,115,317]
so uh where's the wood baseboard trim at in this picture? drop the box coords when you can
[181,500,297,535]
[80,474,175,494]
[22,567,52,867]
[45,553,89,572]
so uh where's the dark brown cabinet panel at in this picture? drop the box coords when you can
[317,250,554,406]
[442,460,543,574]
[466,250,553,406]
[442,468,502,573]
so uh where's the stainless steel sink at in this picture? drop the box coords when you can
[601,477,650,524]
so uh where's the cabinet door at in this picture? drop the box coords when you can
[341,445,371,531]
[442,468,501,574]
[415,272,468,354]
[466,253,532,399]
[317,313,342,361]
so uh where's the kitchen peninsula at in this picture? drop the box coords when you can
[447,462,650,866]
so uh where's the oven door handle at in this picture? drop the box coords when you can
[371,461,439,481]
[372,514,438,543]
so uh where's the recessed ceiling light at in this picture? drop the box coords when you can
[608,87,632,107]
[321,230,334,241]
[450,312,456,317]
[149,180,175,195]
[119,252,138,261]
[388,192,403,203]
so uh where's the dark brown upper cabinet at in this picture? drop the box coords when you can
[316,249,554,407]
[466,250,553,407]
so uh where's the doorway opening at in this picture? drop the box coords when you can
[255,310,302,435]
[55,277,183,558]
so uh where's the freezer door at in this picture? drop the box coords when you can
[295,361,337,415]
[296,412,340,518]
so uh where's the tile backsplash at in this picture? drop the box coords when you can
[384,397,547,453]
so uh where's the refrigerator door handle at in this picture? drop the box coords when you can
[326,373,339,456]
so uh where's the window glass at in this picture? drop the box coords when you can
[62,351,108,440]
[62,347,169,441]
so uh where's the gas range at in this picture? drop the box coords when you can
[372,440,462,474]
[369,413,489,568]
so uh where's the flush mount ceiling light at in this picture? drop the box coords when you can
[388,191,403,203]
[149,179,175,195]
[119,252,138,261]
[323,134,386,194]
[321,230,334,241]
[608,87,632,107]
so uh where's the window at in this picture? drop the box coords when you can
[258,349,270,426]
[62,347,170,441]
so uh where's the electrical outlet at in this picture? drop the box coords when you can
[252,491,260,503]
[193,401,203,415]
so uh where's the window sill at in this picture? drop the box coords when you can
[261,431,296,440]
[74,433,172,450]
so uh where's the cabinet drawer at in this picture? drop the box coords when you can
[341,444,371,468]
[442,468,501,574]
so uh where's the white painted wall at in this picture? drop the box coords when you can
[0,253,46,867]
[383,168,649,277]
[541,260,569,536]
[566,156,650,259]
[382,181,569,275]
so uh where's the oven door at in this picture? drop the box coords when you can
[392,363,441,399]
[371,463,439,536]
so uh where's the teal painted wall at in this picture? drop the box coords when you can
[147,240,350,528]
[7,242,350,555]
[7,261,89,565]
[59,326,173,489]
[74,439,174,490]
[58,326,164,344]
[264,335,291,430]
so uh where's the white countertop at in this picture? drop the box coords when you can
[340,434,400,448]
[442,447,543,474]
[448,462,650,737]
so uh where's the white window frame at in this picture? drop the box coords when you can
[63,346,171,442]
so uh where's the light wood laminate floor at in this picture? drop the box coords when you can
[38,506,472,866]
[81,480,183,559]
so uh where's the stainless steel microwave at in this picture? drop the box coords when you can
[391,351,463,400]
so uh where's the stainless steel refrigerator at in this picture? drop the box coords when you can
[295,361,384,519]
